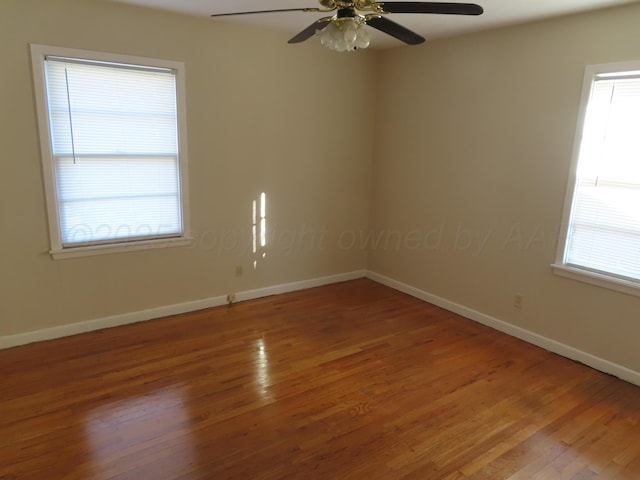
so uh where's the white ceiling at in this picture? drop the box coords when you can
[109,0,636,48]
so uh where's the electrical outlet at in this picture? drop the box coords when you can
[235,265,243,277]
[513,293,523,309]
[227,293,236,304]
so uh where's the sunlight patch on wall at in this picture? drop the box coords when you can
[252,192,267,270]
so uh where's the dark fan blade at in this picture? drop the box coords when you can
[377,2,483,15]
[211,8,319,18]
[288,18,332,44]
[366,16,425,45]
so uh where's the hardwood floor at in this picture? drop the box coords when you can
[1,279,639,479]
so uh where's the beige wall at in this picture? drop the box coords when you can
[370,3,640,372]
[0,0,376,336]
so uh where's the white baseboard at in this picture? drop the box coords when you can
[366,271,640,388]
[0,270,366,350]
[5,267,638,389]
[235,270,366,303]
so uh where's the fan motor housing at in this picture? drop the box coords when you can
[336,8,357,18]
[319,0,376,9]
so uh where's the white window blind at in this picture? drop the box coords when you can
[43,56,183,247]
[564,73,640,282]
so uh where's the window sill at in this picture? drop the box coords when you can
[551,264,640,298]
[50,236,192,260]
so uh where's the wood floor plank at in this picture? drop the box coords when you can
[1,279,639,479]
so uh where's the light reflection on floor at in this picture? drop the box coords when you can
[83,387,195,478]
[254,337,273,401]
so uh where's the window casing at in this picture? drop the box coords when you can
[553,60,640,297]
[31,45,190,259]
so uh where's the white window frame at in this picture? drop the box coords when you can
[552,60,640,298]
[31,44,191,259]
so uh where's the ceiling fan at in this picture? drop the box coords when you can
[210,1,484,52]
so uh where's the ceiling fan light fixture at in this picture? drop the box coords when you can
[318,18,371,52]
[212,2,484,51]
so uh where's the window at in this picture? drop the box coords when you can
[31,45,190,259]
[553,61,640,297]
